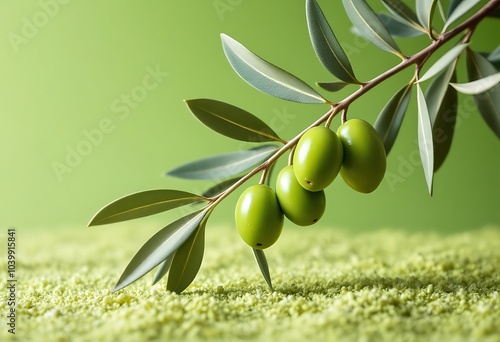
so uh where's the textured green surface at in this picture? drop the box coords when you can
[1,224,499,341]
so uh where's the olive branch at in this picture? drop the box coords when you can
[88,0,500,294]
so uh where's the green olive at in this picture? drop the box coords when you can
[337,119,386,193]
[293,126,344,192]
[276,165,326,226]
[235,184,284,249]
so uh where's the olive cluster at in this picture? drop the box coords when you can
[235,119,386,249]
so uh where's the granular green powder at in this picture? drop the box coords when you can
[1,225,499,341]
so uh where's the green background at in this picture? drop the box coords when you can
[1,0,499,233]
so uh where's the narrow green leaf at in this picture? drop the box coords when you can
[167,215,208,293]
[416,84,434,195]
[374,83,413,154]
[152,254,174,285]
[418,43,468,83]
[437,1,447,22]
[220,34,326,104]
[252,248,273,291]
[317,81,350,92]
[186,99,284,143]
[451,73,500,95]
[382,0,422,27]
[88,190,207,226]
[306,0,359,83]
[444,0,482,30]
[416,0,438,30]
[202,177,240,198]
[432,74,458,172]
[466,50,500,137]
[166,145,279,180]
[113,208,209,292]
[447,0,464,18]
[487,46,500,69]
[426,62,458,122]
[342,0,403,57]
[379,13,426,38]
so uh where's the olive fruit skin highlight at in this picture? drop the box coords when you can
[337,119,386,193]
[235,184,284,249]
[276,165,326,226]
[293,126,344,192]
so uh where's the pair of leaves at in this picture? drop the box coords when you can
[152,212,208,293]
[88,190,212,293]
[113,208,211,293]
[415,44,466,194]
[175,98,282,196]
[381,0,481,38]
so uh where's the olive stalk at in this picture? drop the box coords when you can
[208,0,499,208]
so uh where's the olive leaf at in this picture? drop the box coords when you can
[378,13,425,38]
[317,81,350,92]
[186,99,285,143]
[166,214,208,293]
[220,34,326,104]
[447,0,464,18]
[416,0,438,32]
[113,208,210,292]
[487,46,500,69]
[152,254,174,285]
[382,0,422,27]
[202,177,241,198]
[166,145,279,180]
[253,248,273,291]
[450,72,500,94]
[306,0,359,84]
[466,50,500,138]
[342,0,403,58]
[443,0,482,30]
[418,43,468,83]
[431,73,458,172]
[88,190,208,226]
[374,83,413,154]
[416,83,434,195]
[426,60,458,123]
